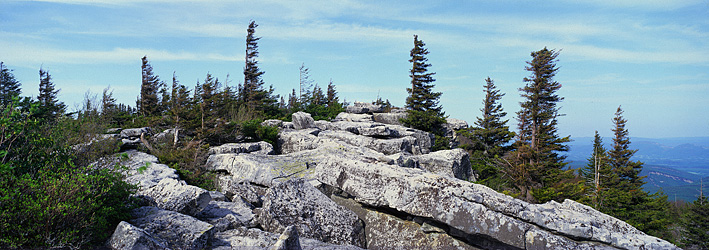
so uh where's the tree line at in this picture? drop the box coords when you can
[402,35,705,247]
[0,20,706,249]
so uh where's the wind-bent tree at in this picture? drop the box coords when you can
[37,68,66,121]
[461,77,514,189]
[139,56,162,117]
[682,190,708,249]
[242,21,266,110]
[507,48,576,203]
[401,35,446,134]
[0,62,22,107]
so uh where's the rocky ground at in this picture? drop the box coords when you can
[97,103,679,250]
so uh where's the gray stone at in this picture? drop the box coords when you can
[372,112,407,125]
[314,155,679,250]
[292,111,315,130]
[209,191,228,202]
[333,112,373,123]
[216,177,265,206]
[92,150,179,191]
[269,226,302,250]
[318,130,415,155]
[208,141,275,155]
[262,119,284,128]
[106,221,169,250]
[106,128,122,134]
[345,102,384,114]
[446,118,468,130]
[257,178,366,248]
[278,129,321,154]
[395,148,473,181]
[196,200,257,230]
[209,227,364,250]
[206,153,317,188]
[121,127,152,138]
[130,206,214,250]
[313,120,332,130]
[137,178,212,216]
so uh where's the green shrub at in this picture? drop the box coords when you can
[241,119,279,146]
[155,141,215,190]
[0,163,137,249]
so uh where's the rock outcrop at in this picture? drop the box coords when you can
[102,108,679,250]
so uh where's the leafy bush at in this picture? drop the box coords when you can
[0,164,137,249]
[241,119,279,146]
[155,140,215,190]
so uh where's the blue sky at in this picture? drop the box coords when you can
[1,0,708,138]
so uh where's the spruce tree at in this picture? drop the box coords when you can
[0,62,22,107]
[326,80,339,107]
[579,131,614,209]
[243,20,266,110]
[682,191,709,249]
[37,68,66,120]
[299,63,314,107]
[608,106,645,192]
[509,48,575,203]
[139,56,162,117]
[461,77,514,189]
[401,35,445,133]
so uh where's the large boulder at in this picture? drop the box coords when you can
[107,221,169,250]
[278,128,321,154]
[269,226,302,250]
[209,141,275,155]
[206,153,317,188]
[137,178,212,216]
[314,155,679,250]
[196,200,257,231]
[394,148,473,181]
[120,127,153,138]
[209,227,364,250]
[93,150,179,190]
[372,111,407,126]
[333,112,373,123]
[345,102,384,114]
[256,178,366,248]
[130,206,215,250]
[292,111,315,130]
[318,130,415,156]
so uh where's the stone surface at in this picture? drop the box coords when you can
[93,150,179,190]
[196,200,257,230]
[207,153,317,188]
[208,141,275,155]
[120,127,152,138]
[107,221,169,250]
[292,111,315,130]
[394,148,473,181]
[130,206,214,250]
[446,118,469,130]
[372,112,407,126]
[333,112,373,123]
[137,178,212,216]
[345,102,384,114]
[210,227,364,250]
[257,178,366,248]
[269,226,302,250]
[278,128,321,154]
[314,155,679,250]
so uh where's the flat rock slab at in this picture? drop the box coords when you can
[208,141,275,155]
[257,178,366,248]
[107,221,169,250]
[209,227,364,250]
[130,206,214,250]
[137,178,211,216]
[196,200,257,230]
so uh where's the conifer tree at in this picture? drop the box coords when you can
[509,48,575,203]
[579,131,613,209]
[169,72,191,128]
[37,68,66,120]
[682,188,709,249]
[139,56,162,117]
[288,89,298,111]
[299,63,314,106]
[0,62,22,107]
[243,21,266,110]
[326,80,339,107]
[401,35,445,133]
[461,77,514,189]
[608,106,644,192]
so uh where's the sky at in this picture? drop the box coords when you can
[1,0,708,138]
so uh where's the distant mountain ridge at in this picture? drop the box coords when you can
[566,137,709,202]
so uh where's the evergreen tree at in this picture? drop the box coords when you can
[461,77,514,189]
[37,68,66,120]
[242,20,266,110]
[509,48,575,203]
[299,63,314,107]
[169,72,192,128]
[288,89,298,111]
[139,56,162,117]
[199,73,219,131]
[682,190,709,249]
[579,131,613,209]
[0,62,22,107]
[608,106,645,192]
[326,79,339,107]
[401,35,445,133]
